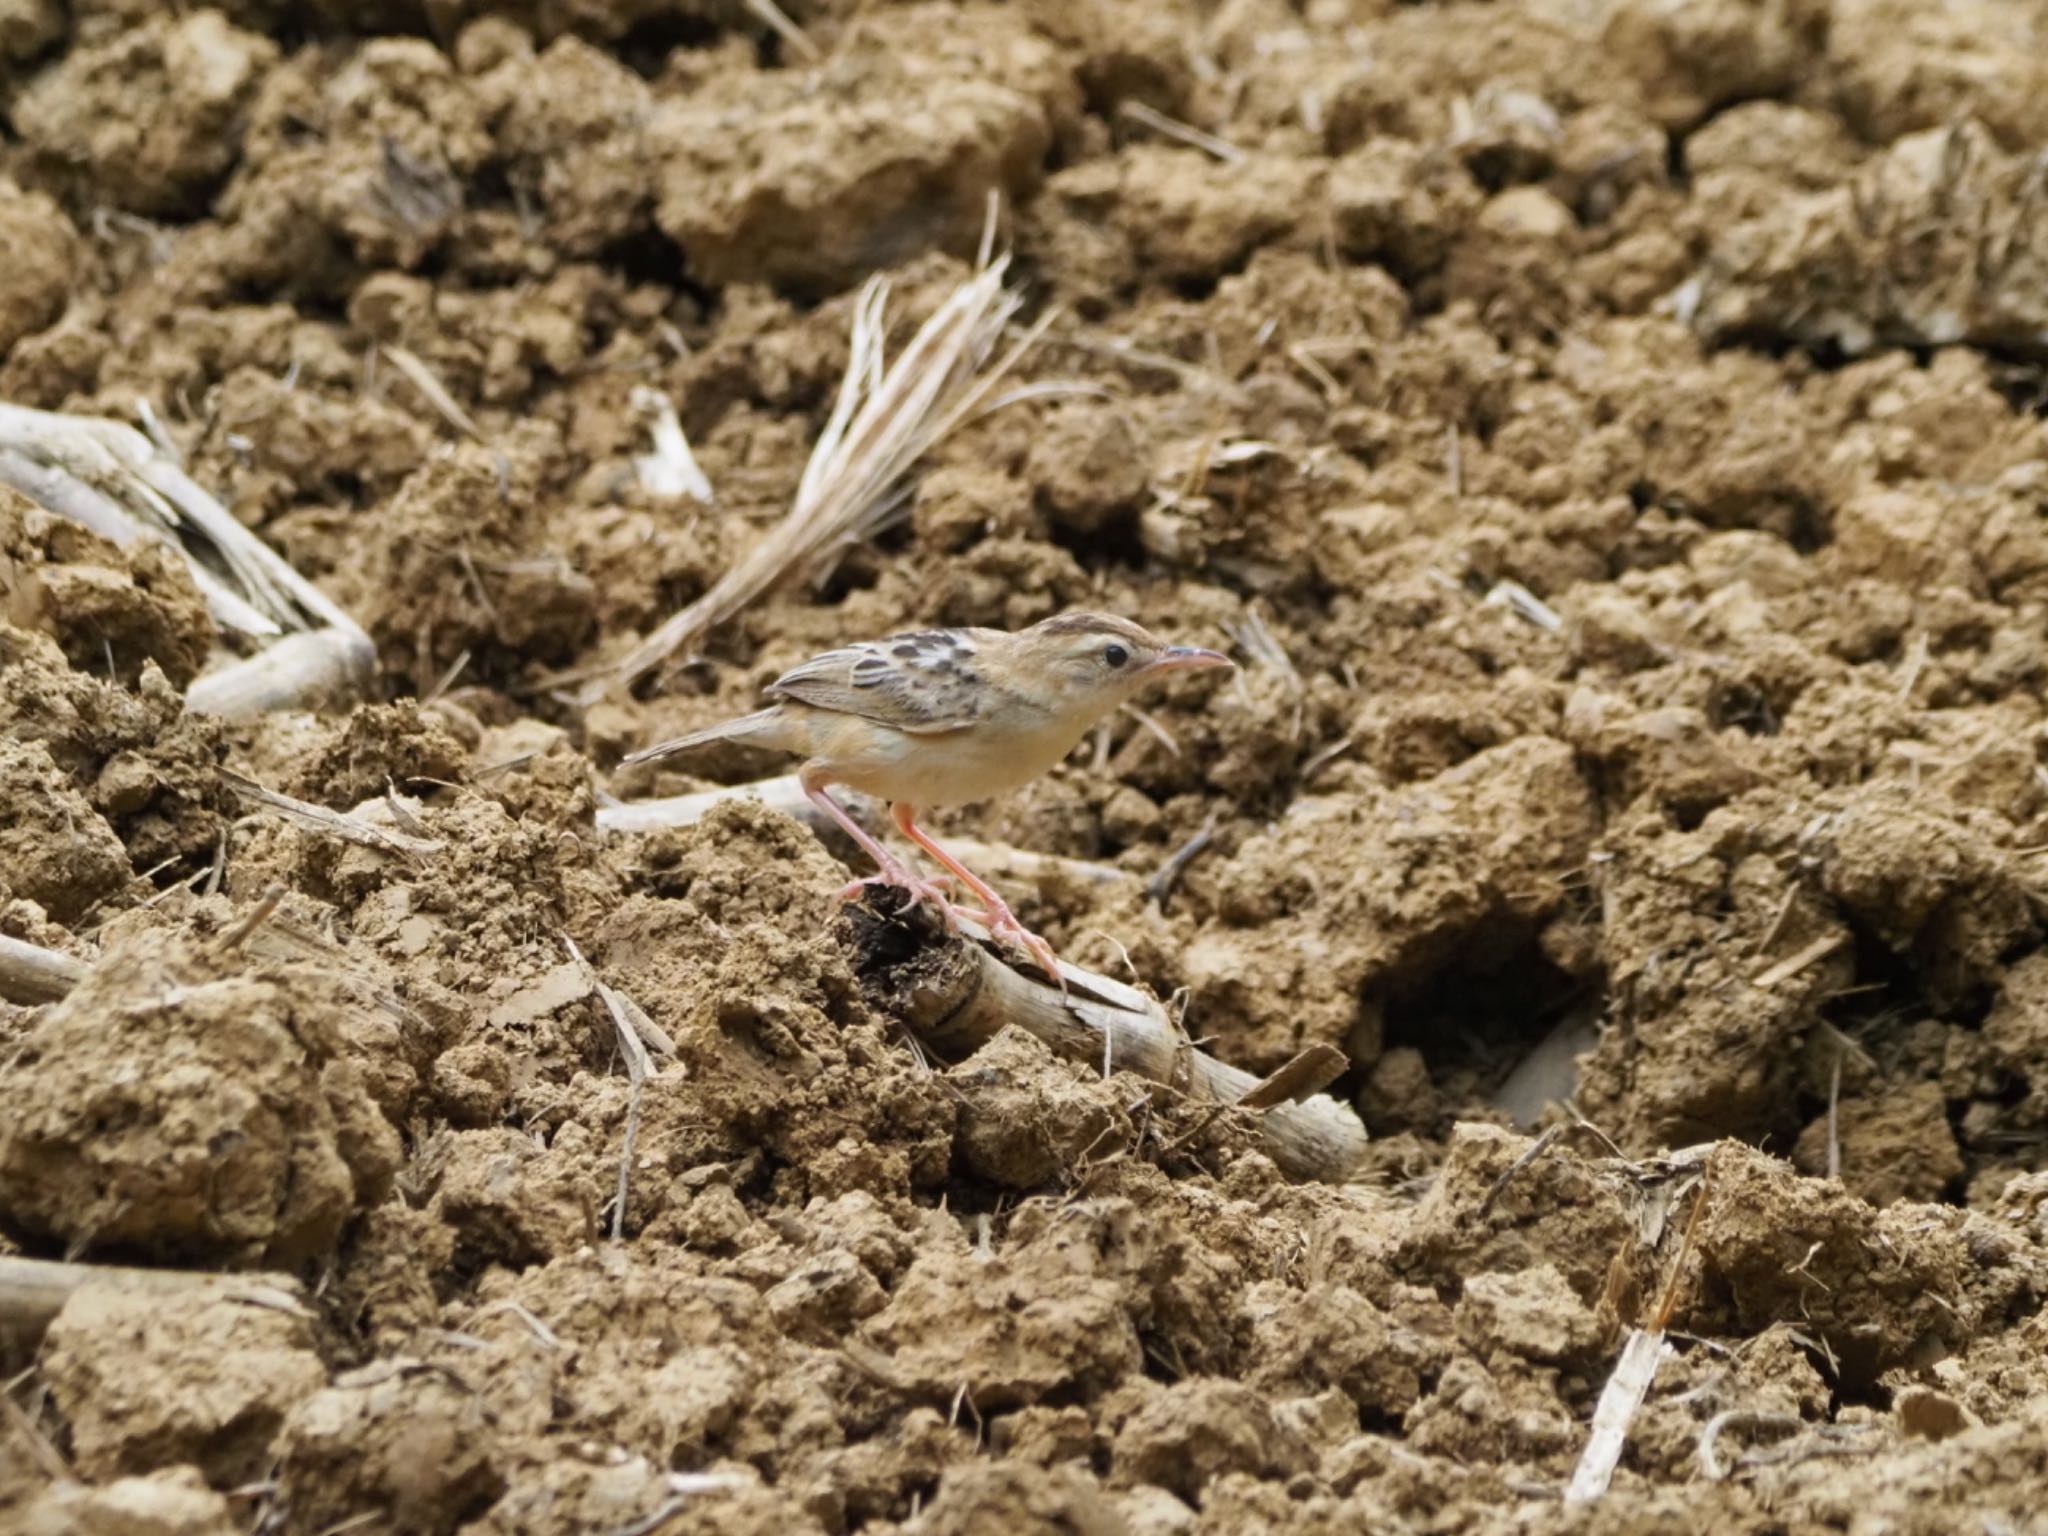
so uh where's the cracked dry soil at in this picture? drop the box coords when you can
[5,1,2048,1532]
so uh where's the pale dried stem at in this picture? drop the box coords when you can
[0,935,86,1006]
[1483,579,1563,632]
[563,935,666,1241]
[597,772,877,836]
[597,774,1125,887]
[1752,932,1845,989]
[875,919,1368,1183]
[0,403,363,640]
[1225,607,1303,739]
[1566,1327,1669,1502]
[744,0,820,59]
[184,629,377,719]
[608,261,1033,694]
[223,772,442,859]
[0,1254,308,1343]
[380,345,484,443]
[1117,100,1245,163]
[0,401,375,716]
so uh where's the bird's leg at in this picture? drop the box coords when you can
[891,803,1066,992]
[799,777,956,927]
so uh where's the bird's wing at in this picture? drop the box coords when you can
[766,630,993,735]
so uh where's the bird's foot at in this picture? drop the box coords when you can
[838,859,960,930]
[970,895,1066,996]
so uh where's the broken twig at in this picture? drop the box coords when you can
[855,907,1367,1183]
[222,772,442,859]
[0,935,86,1006]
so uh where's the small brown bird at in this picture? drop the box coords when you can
[625,612,1233,978]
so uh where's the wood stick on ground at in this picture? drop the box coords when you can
[184,628,377,719]
[0,1255,308,1346]
[850,907,1368,1183]
[0,935,86,1006]
[598,772,881,836]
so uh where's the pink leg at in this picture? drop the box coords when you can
[892,803,1065,992]
[800,775,955,925]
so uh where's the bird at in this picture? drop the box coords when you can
[623,612,1234,981]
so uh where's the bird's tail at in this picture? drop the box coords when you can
[621,707,790,766]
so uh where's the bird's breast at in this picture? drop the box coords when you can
[817,709,1083,807]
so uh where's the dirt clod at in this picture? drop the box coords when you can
[9,1,2048,1531]
[0,925,399,1266]
[43,1283,324,1484]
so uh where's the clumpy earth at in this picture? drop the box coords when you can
[4,0,2048,1531]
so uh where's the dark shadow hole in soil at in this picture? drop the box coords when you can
[1369,932,1596,1136]
[1780,492,1832,555]
[1044,509,1151,577]
[601,227,700,303]
[614,15,727,79]
[1664,126,1689,188]
[1704,676,1780,737]
[1826,921,1947,1033]
[1986,355,2048,416]
[1704,327,1856,373]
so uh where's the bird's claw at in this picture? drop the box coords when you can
[837,866,961,930]
[977,906,1067,997]
[841,866,1067,997]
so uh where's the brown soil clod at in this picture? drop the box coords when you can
[5,1,2048,1531]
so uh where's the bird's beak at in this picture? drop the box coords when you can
[1147,645,1234,674]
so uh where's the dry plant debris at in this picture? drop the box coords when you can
[3,2,2048,1534]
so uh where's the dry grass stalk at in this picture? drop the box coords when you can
[1145,810,1219,911]
[743,0,820,60]
[1226,606,1304,740]
[563,936,664,1241]
[0,1389,71,1484]
[222,771,442,859]
[1752,932,1846,989]
[1483,579,1563,632]
[0,1254,308,1343]
[1565,1326,1670,1502]
[0,401,375,715]
[1566,1152,1711,1502]
[379,344,485,443]
[606,259,1038,694]
[1698,1411,1884,1481]
[0,402,362,640]
[0,934,86,1006]
[1117,100,1245,163]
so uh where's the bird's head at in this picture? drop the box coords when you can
[1015,611,1234,720]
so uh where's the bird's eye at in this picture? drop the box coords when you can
[1103,643,1130,668]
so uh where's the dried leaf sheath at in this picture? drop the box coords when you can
[607,260,1034,693]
